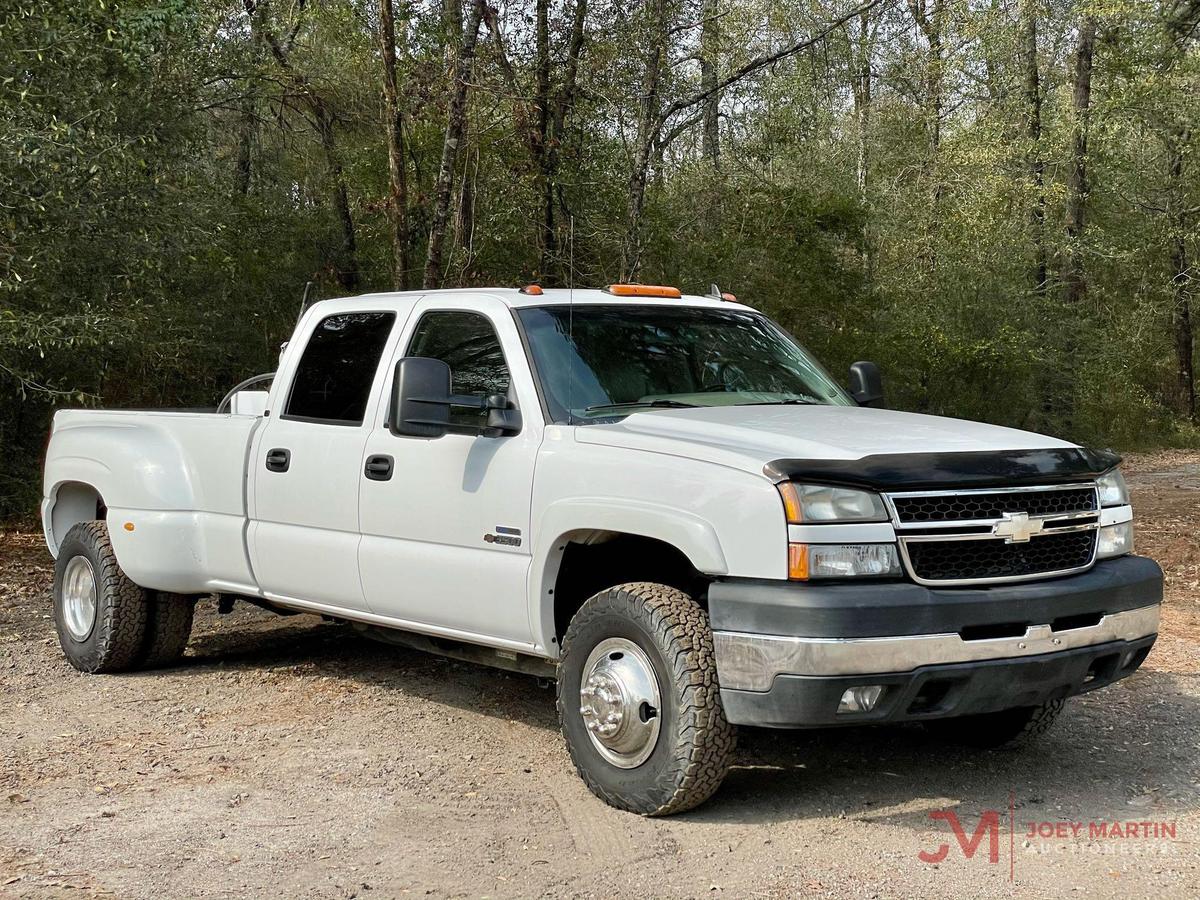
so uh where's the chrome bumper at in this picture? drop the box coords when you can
[713,603,1160,692]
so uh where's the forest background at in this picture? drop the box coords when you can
[2,0,1198,518]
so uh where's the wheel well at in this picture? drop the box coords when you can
[49,482,105,553]
[552,532,710,642]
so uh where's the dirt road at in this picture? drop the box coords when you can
[2,454,1199,899]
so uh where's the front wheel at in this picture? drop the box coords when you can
[556,583,736,815]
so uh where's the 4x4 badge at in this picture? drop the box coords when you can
[992,511,1044,543]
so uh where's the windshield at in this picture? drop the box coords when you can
[517,305,854,423]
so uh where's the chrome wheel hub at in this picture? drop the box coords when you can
[579,638,662,768]
[62,555,98,642]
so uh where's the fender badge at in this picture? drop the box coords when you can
[484,533,522,547]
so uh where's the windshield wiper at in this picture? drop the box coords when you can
[743,397,820,406]
[583,399,699,414]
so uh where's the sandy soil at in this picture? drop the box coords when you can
[2,456,1199,899]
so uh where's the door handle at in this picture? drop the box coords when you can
[364,454,394,481]
[265,448,291,473]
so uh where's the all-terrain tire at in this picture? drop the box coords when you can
[139,592,195,668]
[557,583,736,816]
[53,521,149,673]
[926,699,1066,749]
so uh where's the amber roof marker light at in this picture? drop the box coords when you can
[519,284,544,295]
[605,283,683,299]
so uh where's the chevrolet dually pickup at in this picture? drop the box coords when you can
[41,284,1163,815]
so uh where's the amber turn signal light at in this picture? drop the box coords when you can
[605,283,683,299]
[777,482,803,524]
[788,543,809,580]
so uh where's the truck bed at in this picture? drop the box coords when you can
[42,408,264,595]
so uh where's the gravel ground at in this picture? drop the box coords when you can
[2,455,1199,899]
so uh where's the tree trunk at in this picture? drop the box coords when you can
[1161,2,1197,417]
[315,105,361,292]
[700,0,720,165]
[535,0,556,277]
[1021,0,1046,293]
[234,93,255,196]
[248,0,361,290]
[621,0,668,281]
[456,149,476,260]
[235,4,263,196]
[851,7,873,269]
[906,0,943,273]
[424,0,484,289]
[549,0,588,281]
[379,0,410,291]
[1063,15,1097,305]
[1168,129,1195,418]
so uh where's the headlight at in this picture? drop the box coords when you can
[778,483,888,523]
[788,543,901,580]
[1097,469,1129,507]
[1097,521,1134,558]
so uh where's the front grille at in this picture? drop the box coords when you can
[891,487,1097,523]
[905,531,1097,583]
[887,483,1100,585]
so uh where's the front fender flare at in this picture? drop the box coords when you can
[529,497,728,654]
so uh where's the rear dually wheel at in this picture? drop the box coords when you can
[53,521,149,673]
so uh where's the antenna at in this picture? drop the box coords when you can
[297,280,316,324]
[567,215,576,425]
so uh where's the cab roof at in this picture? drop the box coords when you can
[316,286,755,313]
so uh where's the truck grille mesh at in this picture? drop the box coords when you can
[905,531,1097,583]
[891,487,1097,523]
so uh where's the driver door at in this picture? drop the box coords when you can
[357,298,542,648]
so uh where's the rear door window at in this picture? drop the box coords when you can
[284,312,396,425]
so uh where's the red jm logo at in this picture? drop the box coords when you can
[919,810,1002,864]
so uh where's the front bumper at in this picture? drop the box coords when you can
[710,555,1163,728]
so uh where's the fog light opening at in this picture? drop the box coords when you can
[838,685,885,714]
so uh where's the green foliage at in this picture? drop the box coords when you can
[1,0,1198,519]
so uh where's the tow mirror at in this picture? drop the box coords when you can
[849,361,884,408]
[389,357,522,438]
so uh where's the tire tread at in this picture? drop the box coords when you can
[140,592,195,668]
[928,698,1066,750]
[557,582,736,816]
[56,521,149,673]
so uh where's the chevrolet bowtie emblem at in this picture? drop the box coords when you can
[992,511,1044,543]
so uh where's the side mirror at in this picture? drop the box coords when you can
[849,361,884,408]
[390,357,452,437]
[389,358,523,438]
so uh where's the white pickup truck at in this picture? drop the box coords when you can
[42,284,1162,815]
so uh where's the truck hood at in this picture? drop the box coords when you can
[574,404,1079,478]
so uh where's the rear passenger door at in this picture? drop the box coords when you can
[249,309,398,612]
[357,299,542,647]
